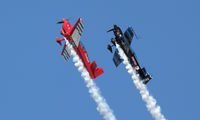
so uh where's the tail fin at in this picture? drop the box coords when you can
[90,61,104,79]
[137,67,152,84]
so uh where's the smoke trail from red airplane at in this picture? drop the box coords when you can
[116,43,166,120]
[64,38,117,120]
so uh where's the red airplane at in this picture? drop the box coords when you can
[56,18,104,79]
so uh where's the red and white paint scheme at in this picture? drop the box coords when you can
[56,18,104,79]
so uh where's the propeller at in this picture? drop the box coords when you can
[107,28,114,32]
[57,21,64,24]
[57,18,70,24]
[107,24,118,32]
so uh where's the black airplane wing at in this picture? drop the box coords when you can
[123,27,134,46]
[113,50,123,67]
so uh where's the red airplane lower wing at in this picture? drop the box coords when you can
[61,43,71,61]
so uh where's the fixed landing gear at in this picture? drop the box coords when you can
[107,44,113,53]
[107,38,116,53]
[111,38,116,46]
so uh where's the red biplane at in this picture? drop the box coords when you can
[56,18,104,79]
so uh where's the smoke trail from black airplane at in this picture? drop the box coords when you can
[116,43,166,120]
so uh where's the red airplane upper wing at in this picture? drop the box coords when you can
[60,18,84,61]
[70,18,84,47]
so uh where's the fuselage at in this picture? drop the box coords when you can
[60,18,98,79]
[111,25,152,83]
[114,27,141,70]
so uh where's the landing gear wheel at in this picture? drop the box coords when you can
[111,38,116,46]
[107,45,113,53]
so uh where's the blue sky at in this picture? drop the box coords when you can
[1,0,200,119]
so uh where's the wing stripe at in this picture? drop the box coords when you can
[79,20,84,29]
[62,45,71,61]
[76,26,82,35]
[71,19,84,47]
[63,54,68,61]
[77,23,83,34]
[63,51,69,58]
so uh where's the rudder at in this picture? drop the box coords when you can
[90,61,104,79]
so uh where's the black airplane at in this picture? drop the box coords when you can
[107,25,152,84]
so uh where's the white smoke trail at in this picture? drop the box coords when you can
[64,38,116,120]
[116,43,166,120]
